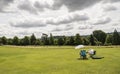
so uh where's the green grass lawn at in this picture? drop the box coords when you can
[0,46,120,74]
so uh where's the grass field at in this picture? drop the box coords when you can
[0,46,120,74]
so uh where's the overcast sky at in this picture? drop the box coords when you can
[0,0,120,38]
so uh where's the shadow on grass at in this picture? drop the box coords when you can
[77,57,104,60]
[77,58,89,60]
[91,57,104,59]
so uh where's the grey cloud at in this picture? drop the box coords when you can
[17,0,102,13]
[11,13,89,28]
[52,0,102,11]
[0,0,14,12]
[17,0,51,14]
[16,0,120,14]
[34,1,50,11]
[10,21,47,28]
[17,0,37,14]
[103,0,120,3]
[103,5,117,12]
[112,23,119,26]
[46,13,89,25]
[64,25,74,31]
[93,18,112,25]
[52,28,63,32]
[18,31,31,36]
[78,25,93,30]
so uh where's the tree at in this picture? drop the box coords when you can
[1,36,7,45]
[74,34,83,45]
[0,38,2,45]
[57,37,64,45]
[7,38,13,45]
[35,39,41,45]
[69,36,75,45]
[30,34,36,45]
[65,37,70,45]
[43,37,49,45]
[49,33,54,45]
[63,36,67,45]
[93,30,107,45]
[13,36,19,45]
[23,36,30,45]
[83,37,89,45]
[112,29,120,45]
[89,34,97,45]
[104,35,112,45]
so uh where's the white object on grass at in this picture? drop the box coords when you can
[88,49,94,55]
[75,45,85,49]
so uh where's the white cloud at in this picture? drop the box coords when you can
[10,20,47,28]
[10,12,89,28]
[78,25,93,30]
[0,0,120,37]
[46,12,89,25]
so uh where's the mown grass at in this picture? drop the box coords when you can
[0,46,120,74]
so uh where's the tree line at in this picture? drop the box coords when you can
[0,29,120,46]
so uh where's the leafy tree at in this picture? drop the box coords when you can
[93,30,107,45]
[89,34,97,45]
[64,37,69,45]
[0,38,2,45]
[112,29,120,45]
[57,37,64,45]
[43,37,49,45]
[54,39,58,45]
[104,35,112,45]
[63,36,67,45]
[74,34,83,45]
[7,38,13,45]
[69,36,75,45]
[35,39,41,45]
[23,36,30,45]
[49,33,54,45]
[83,37,89,45]
[13,36,19,45]
[30,34,36,45]
[1,36,7,45]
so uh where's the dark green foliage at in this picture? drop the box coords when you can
[7,38,13,45]
[104,35,112,45]
[65,37,75,45]
[0,29,119,46]
[30,34,36,45]
[83,37,89,45]
[13,36,19,45]
[43,37,49,45]
[57,37,64,45]
[64,37,69,45]
[69,36,75,45]
[49,33,54,45]
[74,34,83,45]
[112,29,120,45]
[1,36,7,45]
[35,39,41,45]
[23,36,30,45]
[89,34,97,45]
[0,38,2,45]
[93,30,107,45]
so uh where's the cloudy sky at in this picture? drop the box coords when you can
[0,0,120,38]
